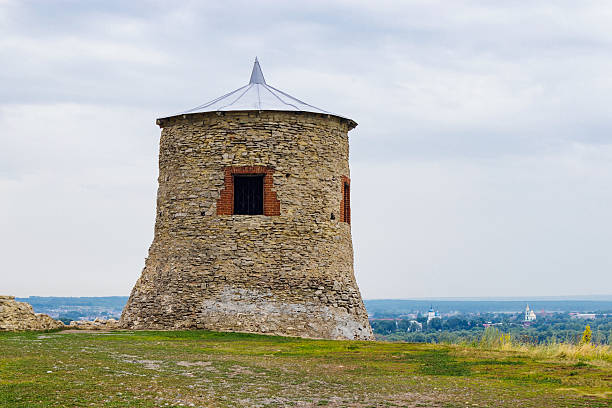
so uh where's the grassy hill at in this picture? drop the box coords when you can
[1,330,610,407]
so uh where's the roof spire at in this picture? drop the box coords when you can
[249,57,266,84]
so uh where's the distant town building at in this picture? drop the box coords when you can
[409,320,423,332]
[524,304,536,322]
[570,313,597,320]
[427,306,440,323]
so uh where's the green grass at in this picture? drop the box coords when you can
[0,330,611,407]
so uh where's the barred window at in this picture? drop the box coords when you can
[342,182,350,224]
[233,175,264,215]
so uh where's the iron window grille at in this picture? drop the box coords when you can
[233,174,264,215]
[343,182,350,224]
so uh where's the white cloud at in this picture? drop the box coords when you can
[1,1,611,297]
[0,36,168,65]
[0,104,157,296]
[353,144,612,298]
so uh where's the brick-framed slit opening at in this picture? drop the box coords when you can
[340,175,350,224]
[217,166,281,216]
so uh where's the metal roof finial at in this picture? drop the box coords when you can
[249,57,266,84]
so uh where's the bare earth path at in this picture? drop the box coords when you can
[0,330,610,407]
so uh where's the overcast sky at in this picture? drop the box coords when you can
[2,1,611,298]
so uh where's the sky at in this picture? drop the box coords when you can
[1,0,612,298]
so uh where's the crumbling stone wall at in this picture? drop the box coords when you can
[121,111,373,340]
[0,296,64,331]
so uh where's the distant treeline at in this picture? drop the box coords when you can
[364,299,612,317]
[370,311,612,345]
[15,296,612,326]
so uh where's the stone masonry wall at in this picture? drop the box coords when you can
[121,111,373,340]
[0,296,64,331]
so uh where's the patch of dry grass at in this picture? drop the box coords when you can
[475,327,612,364]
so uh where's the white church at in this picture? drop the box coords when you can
[524,305,537,322]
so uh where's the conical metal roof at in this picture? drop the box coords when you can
[158,58,356,128]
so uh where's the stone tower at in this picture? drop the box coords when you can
[121,59,373,340]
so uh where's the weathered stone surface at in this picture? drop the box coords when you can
[0,296,64,331]
[68,318,120,330]
[121,111,373,340]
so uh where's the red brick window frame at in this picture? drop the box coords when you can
[217,166,280,216]
[340,176,350,224]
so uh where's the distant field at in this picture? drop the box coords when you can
[16,297,612,320]
[1,330,611,407]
